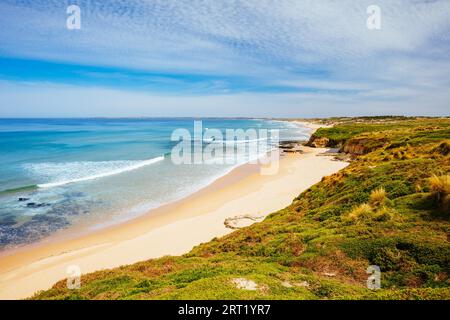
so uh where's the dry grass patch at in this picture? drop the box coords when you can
[347,203,374,222]
[429,175,450,212]
[369,187,387,208]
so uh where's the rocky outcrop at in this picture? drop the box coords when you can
[306,136,330,148]
[224,214,264,230]
[307,133,388,157]
[342,141,366,155]
[26,202,50,209]
[232,278,258,291]
[342,137,388,155]
[279,140,305,154]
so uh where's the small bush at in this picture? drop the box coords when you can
[347,203,373,222]
[433,141,450,156]
[375,206,395,221]
[428,175,450,212]
[369,187,387,208]
[415,184,423,193]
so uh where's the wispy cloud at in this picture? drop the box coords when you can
[0,0,449,116]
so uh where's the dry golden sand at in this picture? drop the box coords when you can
[293,120,332,131]
[0,147,348,299]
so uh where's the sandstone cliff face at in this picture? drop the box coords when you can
[342,141,367,155]
[342,138,388,155]
[307,134,388,156]
[306,136,330,148]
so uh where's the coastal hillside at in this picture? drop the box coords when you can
[34,117,450,300]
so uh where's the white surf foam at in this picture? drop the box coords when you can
[24,156,165,188]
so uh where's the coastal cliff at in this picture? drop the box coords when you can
[307,134,388,155]
[306,136,330,148]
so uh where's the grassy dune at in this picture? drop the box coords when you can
[34,117,450,300]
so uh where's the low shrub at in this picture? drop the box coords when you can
[369,187,387,208]
[428,175,450,212]
[347,204,374,222]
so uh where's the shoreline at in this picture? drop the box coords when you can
[0,122,348,300]
[0,147,348,299]
[0,159,263,263]
[0,118,310,253]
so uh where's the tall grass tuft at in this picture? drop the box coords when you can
[369,187,387,208]
[348,203,373,221]
[429,175,450,212]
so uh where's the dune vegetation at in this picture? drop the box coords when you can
[34,117,450,300]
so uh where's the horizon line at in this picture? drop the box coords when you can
[1,115,448,120]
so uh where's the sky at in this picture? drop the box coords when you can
[0,0,449,117]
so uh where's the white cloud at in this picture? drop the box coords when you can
[2,1,450,72]
[0,0,449,116]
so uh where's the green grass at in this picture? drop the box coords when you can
[33,117,450,300]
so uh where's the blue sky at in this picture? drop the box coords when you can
[0,0,449,117]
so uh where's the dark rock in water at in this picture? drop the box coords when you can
[0,215,17,226]
[18,197,30,202]
[26,202,50,209]
[0,194,92,249]
[46,199,91,216]
[0,214,70,248]
[65,191,84,198]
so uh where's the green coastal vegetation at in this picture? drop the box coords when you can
[34,117,450,300]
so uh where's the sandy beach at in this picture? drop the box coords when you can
[0,145,348,300]
[293,120,332,132]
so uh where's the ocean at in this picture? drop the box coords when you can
[0,118,309,249]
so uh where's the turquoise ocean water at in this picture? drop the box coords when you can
[0,118,309,249]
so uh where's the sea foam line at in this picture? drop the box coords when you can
[37,156,165,188]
